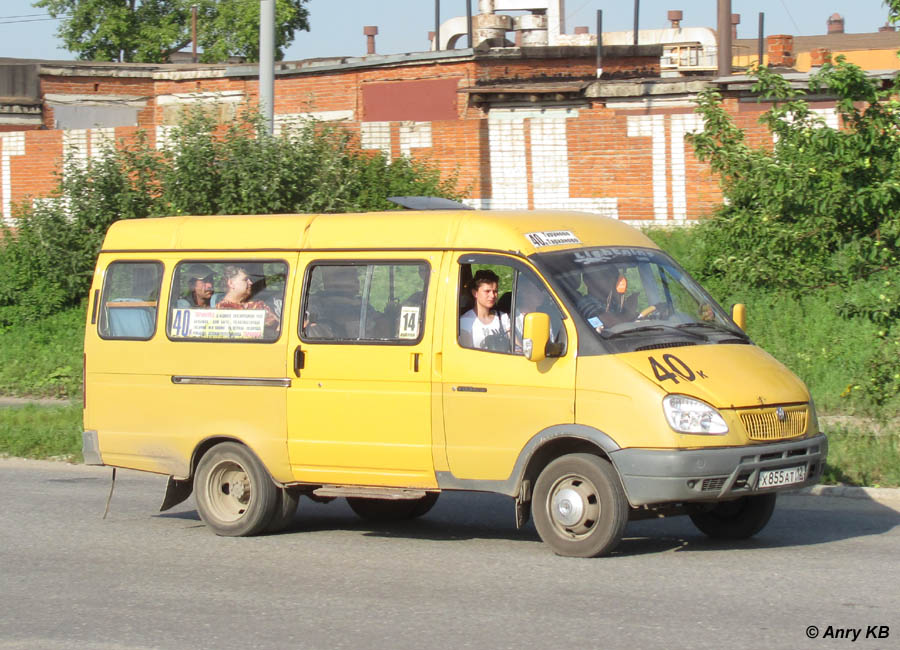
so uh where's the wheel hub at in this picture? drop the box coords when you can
[547,475,602,538]
[552,487,585,527]
[229,476,250,502]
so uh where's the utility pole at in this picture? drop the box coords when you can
[191,5,198,63]
[260,0,275,135]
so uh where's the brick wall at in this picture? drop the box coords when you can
[0,51,844,226]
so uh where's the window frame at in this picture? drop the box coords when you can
[164,258,290,344]
[456,253,567,357]
[97,260,164,342]
[299,258,431,346]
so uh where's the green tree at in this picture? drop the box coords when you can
[33,0,310,63]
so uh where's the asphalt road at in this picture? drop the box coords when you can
[1,458,898,650]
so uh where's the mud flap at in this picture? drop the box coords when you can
[160,475,193,512]
[515,479,532,529]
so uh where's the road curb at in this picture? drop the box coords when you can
[789,485,900,511]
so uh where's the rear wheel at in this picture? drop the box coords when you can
[347,493,439,521]
[195,442,278,537]
[532,453,628,558]
[687,493,777,539]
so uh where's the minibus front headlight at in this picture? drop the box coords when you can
[662,395,728,435]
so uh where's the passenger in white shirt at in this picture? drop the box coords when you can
[459,269,511,352]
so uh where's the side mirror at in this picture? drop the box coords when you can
[523,312,550,362]
[731,303,747,331]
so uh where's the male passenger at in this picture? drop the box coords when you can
[176,264,215,308]
[459,269,511,352]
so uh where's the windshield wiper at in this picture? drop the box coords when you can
[602,324,707,341]
[674,322,750,340]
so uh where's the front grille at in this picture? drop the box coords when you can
[739,405,808,441]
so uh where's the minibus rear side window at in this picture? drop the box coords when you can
[302,262,428,344]
[167,261,288,343]
[98,261,163,340]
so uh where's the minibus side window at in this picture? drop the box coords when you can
[167,260,287,342]
[98,261,163,340]
[302,262,428,343]
[458,262,565,356]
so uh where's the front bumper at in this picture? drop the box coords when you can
[609,433,828,506]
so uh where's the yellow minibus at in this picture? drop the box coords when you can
[82,205,827,557]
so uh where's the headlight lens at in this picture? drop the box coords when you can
[662,395,728,434]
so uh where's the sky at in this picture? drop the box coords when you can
[0,0,895,62]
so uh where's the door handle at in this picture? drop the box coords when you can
[455,386,487,393]
[293,346,305,376]
[410,352,420,372]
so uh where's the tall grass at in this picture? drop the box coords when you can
[0,404,82,461]
[0,306,85,398]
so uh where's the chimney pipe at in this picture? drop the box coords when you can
[757,12,764,66]
[717,0,732,76]
[731,13,740,40]
[633,0,639,46]
[827,13,844,35]
[435,0,441,50]
[364,26,378,54]
[667,10,682,29]
[767,34,794,68]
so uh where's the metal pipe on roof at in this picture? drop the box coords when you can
[717,0,732,76]
[596,10,603,78]
[632,0,639,46]
[758,12,765,67]
[467,0,473,48]
[435,0,441,51]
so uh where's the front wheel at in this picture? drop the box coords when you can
[194,442,278,537]
[532,454,628,558]
[687,493,777,539]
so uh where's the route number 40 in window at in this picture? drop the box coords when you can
[648,354,708,384]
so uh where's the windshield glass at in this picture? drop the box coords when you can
[535,247,748,352]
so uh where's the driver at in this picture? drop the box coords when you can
[577,265,636,331]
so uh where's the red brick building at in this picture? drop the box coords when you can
[0,40,888,227]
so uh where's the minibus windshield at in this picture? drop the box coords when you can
[536,247,748,350]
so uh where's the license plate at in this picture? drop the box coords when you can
[758,465,807,489]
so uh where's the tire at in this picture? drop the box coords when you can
[532,453,628,558]
[346,493,439,521]
[194,442,278,537]
[265,487,301,533]
[687,493,777,539]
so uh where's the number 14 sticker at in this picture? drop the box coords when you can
[648,354,708,384]
[398,306,420,339]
